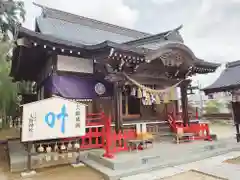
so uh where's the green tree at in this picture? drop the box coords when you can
[0,42,18,128]
[204,100,224,114]
[0,0,25,40]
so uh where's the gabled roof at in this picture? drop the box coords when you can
[11,4,221,81]
[34,3,183,47]
[203,60,240,94]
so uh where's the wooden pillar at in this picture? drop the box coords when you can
[231,101,240,142]
[180,80,190,127]
[236,124,240,143]
[114,82,123,133]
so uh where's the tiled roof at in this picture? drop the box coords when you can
[36,17,136,45]
[35,4,182,47]
[39,4,149,38]
[203,60,240,93]
[31,4,220,70]
[18,27,145,55]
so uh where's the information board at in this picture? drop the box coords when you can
[21,97,86,142]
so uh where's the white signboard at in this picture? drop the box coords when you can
[57,55,93,74]
[21,97,86,142]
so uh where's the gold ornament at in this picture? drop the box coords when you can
[155,95,160,104]
[123,72,183,94]
[169,87,176,100]
[163,92,169,103]
[137,88,142,98]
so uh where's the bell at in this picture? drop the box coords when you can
[46,144,52,153]
[54,143,59,152]
[74,141,80,149]
[38,144,44,153]
[30,144,36,153]
[67,141,73,150]
[60,143,66,151]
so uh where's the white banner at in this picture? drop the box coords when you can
[57,55,93,74]
[21,97,86,142]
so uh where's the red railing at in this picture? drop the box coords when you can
[63,112,137,158]
[103,115,136,158]
[167,113,211,141]
[63,112,106,150]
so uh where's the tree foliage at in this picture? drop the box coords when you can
[0,0,26,40]
[204,100,224,114]
[0,42,19,127]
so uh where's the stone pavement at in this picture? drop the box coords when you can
[120,151,240,180]
[83,138,240,180]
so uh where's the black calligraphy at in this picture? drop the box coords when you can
[28,112,36,133]
[75,104,81,128]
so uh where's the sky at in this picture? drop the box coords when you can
[22,0,240,88]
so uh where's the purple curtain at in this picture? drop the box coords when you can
[44,75,113,99]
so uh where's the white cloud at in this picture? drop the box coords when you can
[23,0,139,29]
[151,0,176,4]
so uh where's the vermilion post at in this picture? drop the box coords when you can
[195,107,199,120]
[103,116,114,159]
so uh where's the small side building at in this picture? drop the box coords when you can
[203,60,240,142]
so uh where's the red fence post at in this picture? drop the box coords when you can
[103,116,114,159]
[196,107,199,120]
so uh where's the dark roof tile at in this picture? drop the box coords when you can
[36,17,136,45]
[203,60,240,93]
[35,4,183,48]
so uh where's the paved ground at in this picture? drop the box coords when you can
[208,122,235,139]
[121,151,240,180]
[161,171,225,180]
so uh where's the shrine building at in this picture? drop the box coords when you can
[11,4,220,133]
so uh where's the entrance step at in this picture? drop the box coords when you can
[84,138,240,180]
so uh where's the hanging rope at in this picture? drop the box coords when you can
[122,72,183,94]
